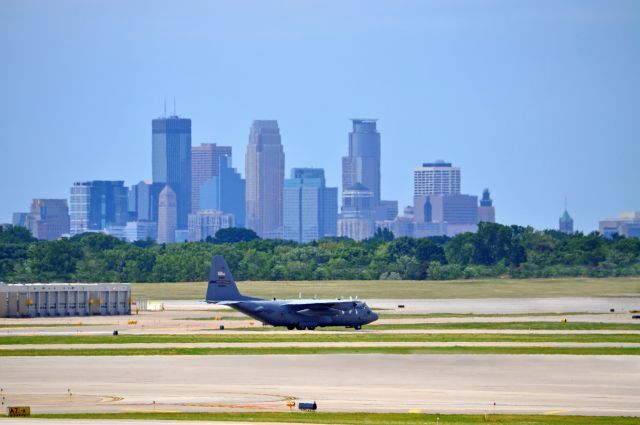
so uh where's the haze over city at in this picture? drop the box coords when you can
[1,0,639,232]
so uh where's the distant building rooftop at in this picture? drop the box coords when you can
[421,160,452,167]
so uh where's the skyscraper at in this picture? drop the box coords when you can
[414,161,461,196]
[187,210,234,242]
[191,143,232,213]
[199,155,246,227]
[283,168,338,243]
[559,199,574,234]
[26,199,70,240]
[128,181,165,223]
[152,115,191,229]
[12,212,28,227]
[478,188,496,223]
[69,181,128,236]
[245,120,285,238]
[157,185,177,244]
[337,183,375,241]
[342,119,381,205]
[599,212,640,239]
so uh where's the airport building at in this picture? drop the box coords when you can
[0,283,131,318]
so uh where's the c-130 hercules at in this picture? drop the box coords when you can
[205,255,378,330]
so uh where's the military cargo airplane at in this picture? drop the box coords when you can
[205,255,378,330]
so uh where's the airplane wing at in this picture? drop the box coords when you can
[282,300,357,316]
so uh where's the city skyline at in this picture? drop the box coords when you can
[1,1,639,232]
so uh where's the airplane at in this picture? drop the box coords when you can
[205,255,378,330]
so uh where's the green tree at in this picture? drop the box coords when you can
[214,227,260,243]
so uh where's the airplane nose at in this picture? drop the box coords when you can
[371,312,379,322]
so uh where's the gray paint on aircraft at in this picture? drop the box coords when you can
[205,255,378,330]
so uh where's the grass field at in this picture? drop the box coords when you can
[131,277,640,300]
[366,321,640,331]
[2,346,639,356]
[378,312,602,318]
[2,332,639,345]
[30,412,640,424]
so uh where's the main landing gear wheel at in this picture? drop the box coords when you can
[287,325,295,330]
[308,326,316,331]
[354,325,362,330]
[295,325,305,330]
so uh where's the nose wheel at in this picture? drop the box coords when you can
[354,325,362,330]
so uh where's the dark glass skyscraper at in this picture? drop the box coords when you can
[69,181,128,235]
[342,119,381,205]
[152,116,192,229]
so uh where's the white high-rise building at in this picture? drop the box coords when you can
[157,185,177,244]
[414,161,461,196]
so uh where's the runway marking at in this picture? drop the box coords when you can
[120,408,181,413]
[408,409,423,413]
[544,409,571,415]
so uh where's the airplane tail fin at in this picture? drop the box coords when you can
[206,255,255,303]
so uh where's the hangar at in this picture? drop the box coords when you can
[0,283,131,317]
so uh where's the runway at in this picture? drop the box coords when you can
[1,354,638,416]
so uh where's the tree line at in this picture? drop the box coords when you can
[1,223,639,283]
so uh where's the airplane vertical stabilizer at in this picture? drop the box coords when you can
[206,255,256,302]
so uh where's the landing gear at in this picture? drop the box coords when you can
[307,326,316,331]
[287,325,295,330]
[354,325,362,330]
[295,325,305,330]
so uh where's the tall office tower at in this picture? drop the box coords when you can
[245,120,285,238]
[323,186,338,238]
[559,209,574,234]
[129,181,165,222]
[157,185,177,244]
[414,161,461,196]
[191,143,232,213]
[12,212,29,227]
[152,115,191,230]
[26,199,70,240]
[199,155,246,227]
[187,210,235,242]
[69,181,128,236]
[283,168,338,243]
[478,188,496,223]
[338,183,375,241]
[342,119,381,205]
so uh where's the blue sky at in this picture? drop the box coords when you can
[0,0,638,231]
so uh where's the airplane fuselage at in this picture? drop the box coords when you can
[227,299,378,330]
